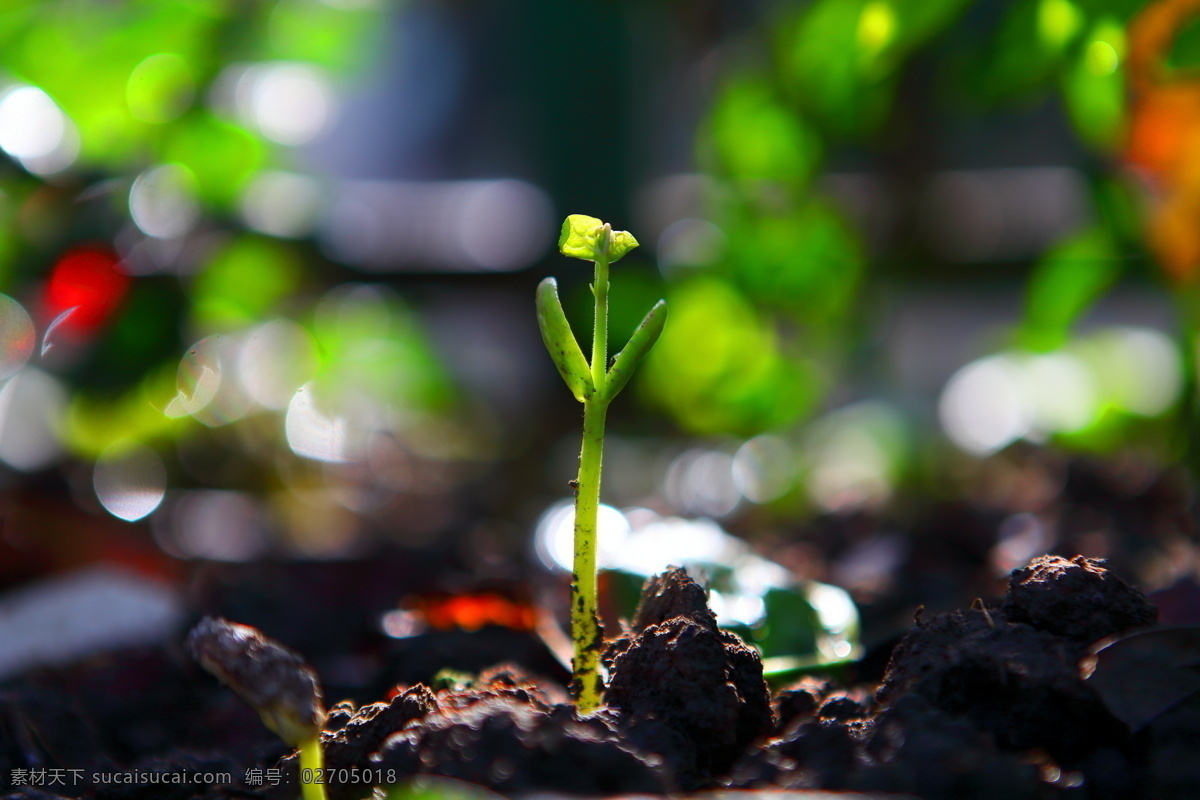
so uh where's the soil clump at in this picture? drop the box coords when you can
[2,555,1198,800]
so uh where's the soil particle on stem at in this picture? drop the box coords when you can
[602,567,774,790]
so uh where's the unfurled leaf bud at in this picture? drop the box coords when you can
[558,214,639,262]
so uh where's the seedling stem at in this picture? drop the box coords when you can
[537,215,666,713]
[298,734,326,800]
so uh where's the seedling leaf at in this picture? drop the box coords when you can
[602,299,666,403]
[558,214,639,263]
[536,277,592,402]
[605,228,640,262]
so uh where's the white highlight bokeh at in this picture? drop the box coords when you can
[0,86,79,174]
[94,443,167,522]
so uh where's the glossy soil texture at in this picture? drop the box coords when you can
[2,556,1198,800]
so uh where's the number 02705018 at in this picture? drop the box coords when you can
[301,768,399,785]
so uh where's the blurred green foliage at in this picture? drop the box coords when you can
[0,0,1191,530]
[1019,226,1120,352]
[637,0,1179,469]
[191,236,303,331]
[0,0,479,497]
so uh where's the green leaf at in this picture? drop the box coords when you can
[1061,18,1125,151]
[190,235,300,332]
[706,78,822,185]
[558,214,601,259]
[602,299,666,403]
[558,214,639,262]
[641,278,819,435]
[606,228,639,261]
[536,277,593,402]
[1019,226,1119,352]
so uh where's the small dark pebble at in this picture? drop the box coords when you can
[772,679,824,732]
[818,695,868,722]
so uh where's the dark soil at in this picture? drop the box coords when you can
[2,555,1197,800]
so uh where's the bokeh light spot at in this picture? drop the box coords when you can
[938,330,1176,457]
[455,180,553,271]
[286,382,349,463]
[44,247,130,336]
[164,347,220,419]
[126,54,195,124]
[238,319,319,410]
[0,368,66,471]
[1098,327,1181,416]
[733,435,796,504]
[94,442,167,522]
[804,402,905,513]
[0,294,35,380]
[857,1,896,57]
[129,164,200,239]
[1085,40,1119,77]
[1038,0,1082,49]
[534,500,631,573]
[0,86,78,174]
[939,354,1033,456]
[235,62,333,146]
[165,335,252,426]
[321,179,552,271]
[153,490,269,561]
[610,513,750,577]
[664,448,741,518]
[656,219,726,276]
[1026,351,1096,434]
[240,171,323,238]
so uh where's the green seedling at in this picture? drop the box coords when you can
[188,618,328,800]
[537,214,667,713]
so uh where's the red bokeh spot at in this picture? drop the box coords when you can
[416,592,538,632]
[44,247,130,336]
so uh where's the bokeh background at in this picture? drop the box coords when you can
[1,0,1199,670]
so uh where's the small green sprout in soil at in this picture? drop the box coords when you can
[537,214,667,713]
[187,617,329,800]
